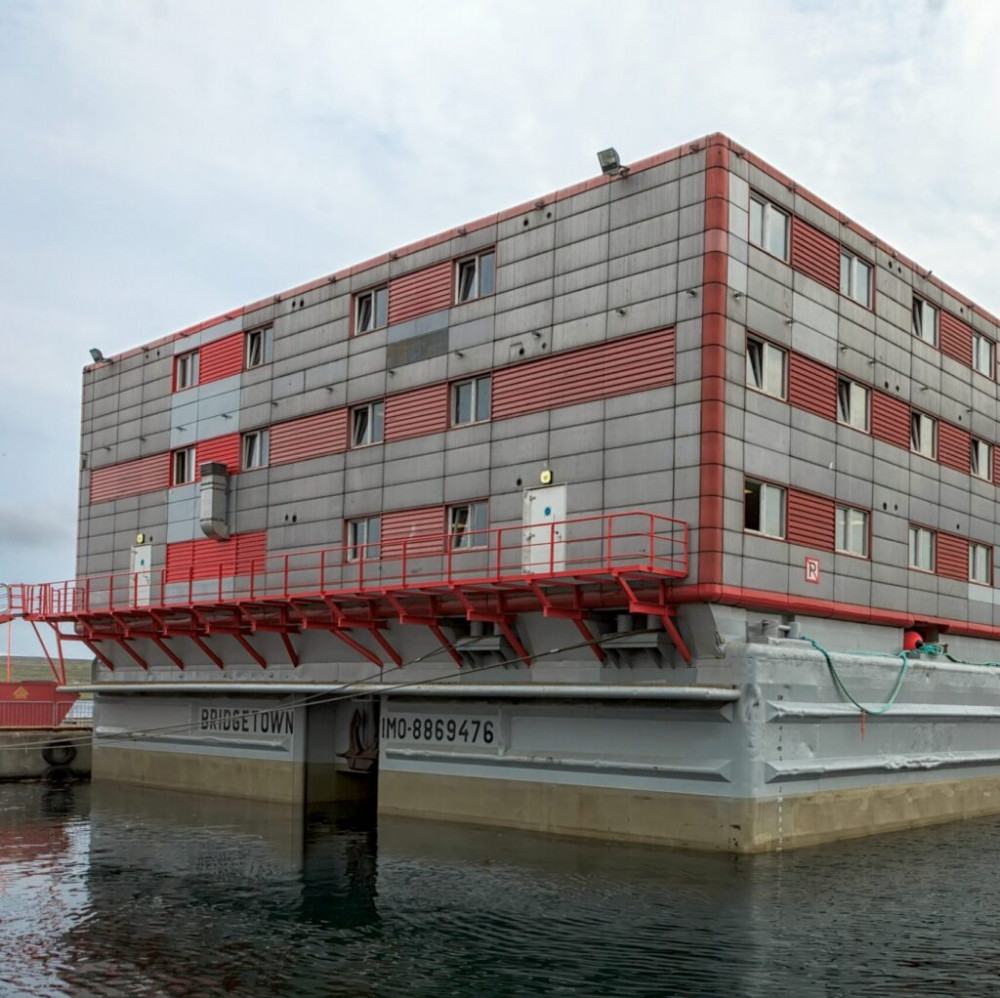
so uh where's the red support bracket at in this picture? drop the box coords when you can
[386,593,463,667]
[80,636,115,671]
[233,632,267,669]
[114,636,149,670]
[31,621,64,682]
[151,634,186,670]
[190,632,224,669]
[528,581,605,663]
[453,588,531,666]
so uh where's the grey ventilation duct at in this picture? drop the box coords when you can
[199,462,230,540]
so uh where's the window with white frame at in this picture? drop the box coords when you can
[972,438,992,481]
[347,516,380,561]
[744,480,785,538]
[172,446,196,485]
[245,327,268,369]
[455,250,496,303]
[840,251,872,308]
[970,542,992,585]
[449,501,488,549]
[746,336,786,399]
[910,411,936,459]
[835,505,869,557]
[351,401,384,447]
[748,195,789,260]
[175,350,199,390]
[242,429,268,470]
[837,377,870,431]
[973,333,994,378]
[355,286,388,334]
[912,297,938,345]
[908,525,935,571]
[453,375,491,425]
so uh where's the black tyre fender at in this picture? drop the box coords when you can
[44,766,74,786]
[42,740,77,767]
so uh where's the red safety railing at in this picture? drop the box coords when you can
[15,511,687,618]
[0,683,79,728]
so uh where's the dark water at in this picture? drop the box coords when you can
[1,782,998,997]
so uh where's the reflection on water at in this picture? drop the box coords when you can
[1,781,999,996]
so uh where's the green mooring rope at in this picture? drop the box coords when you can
[802,636,911,716]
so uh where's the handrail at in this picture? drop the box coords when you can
[14,510,688,618]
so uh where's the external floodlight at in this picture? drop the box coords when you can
[89,348,106,363]
[597,147,629,177]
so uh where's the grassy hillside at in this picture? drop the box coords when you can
[3,656,93,686]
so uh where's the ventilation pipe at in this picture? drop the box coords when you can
[199,462,230,540]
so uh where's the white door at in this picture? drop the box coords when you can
[522,485,567,573]
[129,544,152,606]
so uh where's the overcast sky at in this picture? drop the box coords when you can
[0,0,994,655]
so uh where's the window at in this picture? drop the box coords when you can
[174,350,199,390]
[172,446,195,485]
[355,286,388,334]
[746,336,786,399]
[908,526,935,572]
[972,438,992,481]
[455,250,496,303]
[351,401,384,447]
[245,328,268,369]
[970,543,992,585]
[973,334,994,378]
[748,195,789,260]
[835,505,869,557]
[840,251,872,308]
[347,516,380,561]
[912,297,938,345]
[453,375,491,425]
[910,412,936,459]
[837,378,870,432]
[449,501,489,549]
[242,429,268,470]
[744,480,785,538]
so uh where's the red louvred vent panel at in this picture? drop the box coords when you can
[387,261,453,325]
[786,489,835,551]
[384,383,450,442]
[994,443,1000,486]
[790,217,840,293]
[89,453,171,505]
[936,532,968,582]
[381,506,446,556]
[196,433,241,476]
[871,391,910,450]
[937,421,970,474]
[199,332,244,384]
[939,311,973,367]
[788,353,837,421]
[492,328,675,421]
[164,531,267,584]
[269,408,348,466]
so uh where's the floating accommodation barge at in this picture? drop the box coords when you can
[15,133,1000,851]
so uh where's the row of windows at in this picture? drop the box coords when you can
[355,249,496,333]
[169,376,493,484]
[750,194,997,374]
[749,194,872,308]
[346,502,489,560]
[744,478,993,582]
[174,327,271,391]
[746,334,995,480]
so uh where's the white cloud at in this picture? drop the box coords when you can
[1,0,998,651]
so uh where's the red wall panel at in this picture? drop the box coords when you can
[939,311,973,367]
[269,408,348,466]
[89,453,171,505]
[790,217,840,292]
[165,531,267,584]
[492,328,675,421]
[871,391,910,450]
[196,433,241,476]
[381,505,446,556]
[788,353,837,421]
[384,383,450,442]
[936,532,968,582]
[994,443,1000,486]
[387,261,453,325]
[937,421,970,474]
[786,489,835,551]
[199,332,244,384]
